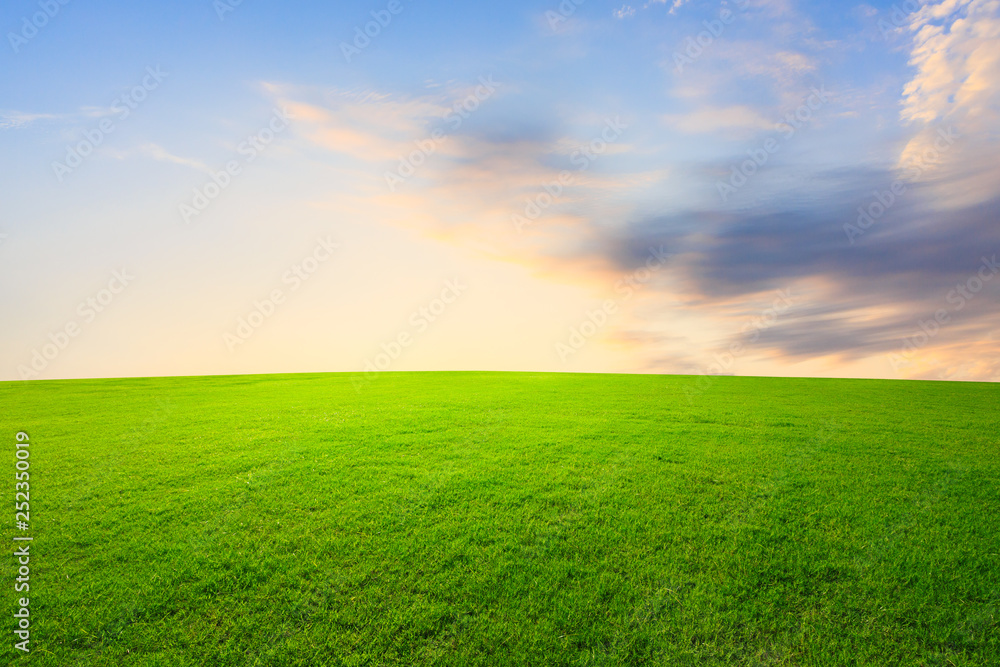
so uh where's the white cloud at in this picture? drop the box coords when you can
[896,0,1000,208]
[0,111,59,130]
[137,144,213,173]
[1,105,137,130]
[613,5,636,19]
[645,0,692,14]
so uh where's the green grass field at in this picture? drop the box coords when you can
[2,371,998,665]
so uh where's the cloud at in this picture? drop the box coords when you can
[275,74,1000,379]
[645,0,692,14]
[662,2,825,118]
[0,104,132,130]
[613,5,636,19]
[258,0,1000,381]
[263,82,481,164]
[896,0,1000,209]
[662,105,774,135]
[549,166,1000,379]
[856,4,880,18]
[99,143,213,172]
[136,143,212,173]
[0,111,60,130]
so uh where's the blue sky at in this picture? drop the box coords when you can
[2,0,998,383]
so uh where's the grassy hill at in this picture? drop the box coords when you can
[2,371,998,665]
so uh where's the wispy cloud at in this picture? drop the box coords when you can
[613,5,636,19]
[646,0,692,15]
[0,111,60,130]
[137,143,213,173]
[662,105,774,135]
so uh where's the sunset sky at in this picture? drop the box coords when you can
[2,0,998,383]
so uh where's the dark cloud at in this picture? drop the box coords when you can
[563,168,1000,361]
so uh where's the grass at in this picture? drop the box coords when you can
[1,371,998,665]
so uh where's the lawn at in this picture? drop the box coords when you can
[2,371,998,665]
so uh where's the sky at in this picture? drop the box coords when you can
[1,0,998,384]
